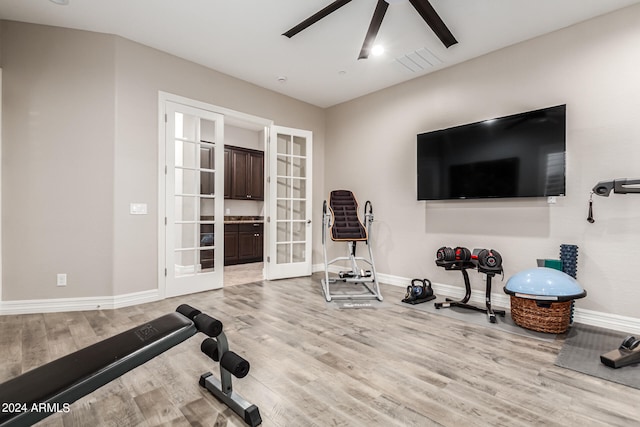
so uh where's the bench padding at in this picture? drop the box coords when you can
[0,312,196,427]
[329,190,367,241]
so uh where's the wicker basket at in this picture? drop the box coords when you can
[509,296,572,333]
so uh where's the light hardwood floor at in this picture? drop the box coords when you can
[1,274,639,427]
[224,262,264,287]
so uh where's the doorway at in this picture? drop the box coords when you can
[159,93,312,298]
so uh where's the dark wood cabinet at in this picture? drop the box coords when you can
[248,152,264,200]
[225,145,264,200]
[224,222,263,266]
[238,223,264,262]
[231,149,249,199]
[224,148,232,198]
[224,224,239,266]
[200,146,215,196]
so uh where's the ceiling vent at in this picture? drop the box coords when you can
[395,47,443,72]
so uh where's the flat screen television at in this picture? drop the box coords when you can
[417,104,566,201]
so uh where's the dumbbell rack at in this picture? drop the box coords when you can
[434,260,506,323]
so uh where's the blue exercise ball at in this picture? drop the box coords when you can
[505,267,586,300]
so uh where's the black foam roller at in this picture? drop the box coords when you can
[559,244,579,324]
[194,313,223,337]
[175,304,201,320]
[220,351,250,378]
[200,338,220,361]
[559,244,578,279]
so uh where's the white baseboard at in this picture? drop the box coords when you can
[5,268,640,336]
[0,289,160,315]
[314,264,640,335]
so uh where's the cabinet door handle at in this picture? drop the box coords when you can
[307,219,312,224]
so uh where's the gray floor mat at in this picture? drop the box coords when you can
[555,323,640,389]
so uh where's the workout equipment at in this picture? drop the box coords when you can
[559,244,578,279]
[600,335,640,368]
[504,267,586,300]
[434,246,506,323]
[0,304,261,427]
[589,177,640,222]
[559,243,579,323]
[592,178,640,197]
[504,267,586,333]
[476,248,503,271]
[589,177,640,366]
[402,278,436,304]
[321,190,382,302]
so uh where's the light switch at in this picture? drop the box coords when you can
[130,203,148,215]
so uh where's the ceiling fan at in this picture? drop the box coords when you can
[282,0,457,60]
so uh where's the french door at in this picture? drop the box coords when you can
[266,126,313,280]
[164,102,224,297]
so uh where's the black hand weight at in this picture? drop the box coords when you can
[477,249,502,270]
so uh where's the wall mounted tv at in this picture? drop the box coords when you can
[417,104,566,201]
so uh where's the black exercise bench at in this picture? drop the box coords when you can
[0,305,261,427]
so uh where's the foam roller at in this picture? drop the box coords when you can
[200,338,220,362]
[220,351,250,378]
[194,313,223,337]
[559,244,579,324]
[175,304,201,320]
[559,244,578,279]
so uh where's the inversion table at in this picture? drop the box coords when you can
[321,190,383,302]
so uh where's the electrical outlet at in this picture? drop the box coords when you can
[57,273,67,287]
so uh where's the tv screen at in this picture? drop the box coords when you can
[417,104,566,201]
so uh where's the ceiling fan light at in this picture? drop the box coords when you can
[371,45,385,56]
[49,0,70,5]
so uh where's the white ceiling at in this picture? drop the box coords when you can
[1,0,639,107]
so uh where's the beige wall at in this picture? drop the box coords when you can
[325,5,640,318]
[1,21,325,300]
[1,22,116,300]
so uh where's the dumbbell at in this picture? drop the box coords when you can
[436,246,471,261]
[476,248,503,270]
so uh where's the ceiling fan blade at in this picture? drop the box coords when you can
[283,0,354,38]
[408,0,457,48]
[358,0,389,60]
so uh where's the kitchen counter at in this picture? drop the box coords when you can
[224,216,264,224]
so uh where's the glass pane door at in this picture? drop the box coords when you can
[165,102,224,297]
[267,126,312,280]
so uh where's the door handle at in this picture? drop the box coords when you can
[307,219,311,224]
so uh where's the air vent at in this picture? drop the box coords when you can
[395,47,443,72]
